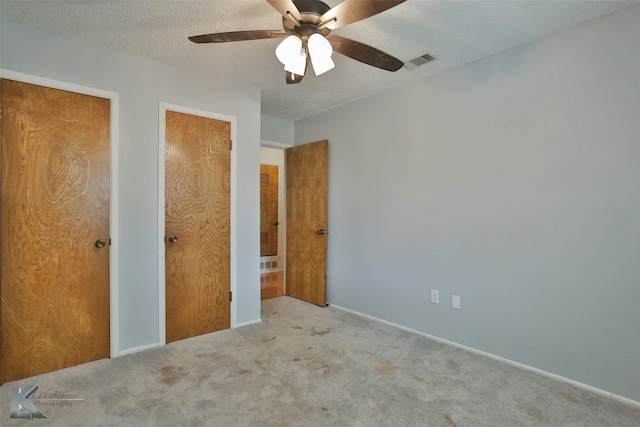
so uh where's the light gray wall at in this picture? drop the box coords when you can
[1,19,262,352]
[295,6,640,402]
[261,113,294,145]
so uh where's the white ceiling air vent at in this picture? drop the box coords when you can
[404,53,436,70]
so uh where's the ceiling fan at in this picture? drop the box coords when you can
[189,0,407,84]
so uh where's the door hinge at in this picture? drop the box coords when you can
[230,291,233,302]
[109,238,112,246]
[230,140,233,150]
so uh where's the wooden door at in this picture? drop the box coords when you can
[286,140,328,307]
[165,110,230,343]
[0,79,110,382]
[260,164,279,256]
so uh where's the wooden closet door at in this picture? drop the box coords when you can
[165,110,231,343]
[1,79,111,382]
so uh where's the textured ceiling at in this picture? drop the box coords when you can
[1,0,637,121]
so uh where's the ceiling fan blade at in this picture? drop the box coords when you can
[327,35,404,71]
[266,0,303,25]
[189,30,288,44]
[319,0,406,30]
[286,71,304,84]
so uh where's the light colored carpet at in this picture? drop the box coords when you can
[1,296,638,426]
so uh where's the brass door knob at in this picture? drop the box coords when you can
[168,235,178,243]
[95,239,106,249]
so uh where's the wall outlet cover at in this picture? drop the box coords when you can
[430,289,439,304]
[452,295,461,310]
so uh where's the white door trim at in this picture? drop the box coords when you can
[260,139,292,149]
[158,102,238,346]
[0,69,121,358]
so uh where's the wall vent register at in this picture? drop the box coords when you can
[404,53,436,70]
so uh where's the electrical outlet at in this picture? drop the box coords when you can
[452,295,461,310]
[430,289,439,304]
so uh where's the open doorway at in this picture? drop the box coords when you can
[260,146,286,299]
[259,139,328,306]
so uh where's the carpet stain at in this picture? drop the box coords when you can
[354,333,362,337]
[293,358,300,362]
[292,326,303,329]
[236,369,252,375]
[307,347,315,350]
[196,352,218,359]
[312,360,330,374]
[263,336,277,342]
[443,413,457,427]
[311,327,333,336]
[376,360,399,375]
[140,397,165,410]
[517,402,545,421]
[321,407,328,411]
[565,393,580,404]
[413,375,424,382]
[249,406,260,411]
[158,365,188,386]
[447,359,460,371]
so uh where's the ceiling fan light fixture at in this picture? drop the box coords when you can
[308,33,335,76]
[310,54,335,76]
[276,35,307,76]
[276,35,302,64]
[284,49,307,76]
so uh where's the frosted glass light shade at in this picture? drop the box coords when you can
[276,35,307,76]
[276,35,302,64]
[284,50,307,76]
[308,33,335,76]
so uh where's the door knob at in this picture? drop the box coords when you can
[316,229,328,235]
[95,239,106,249]
[168,235,178,243]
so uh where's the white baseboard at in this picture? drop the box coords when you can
[329,303,640,409]
[115,319,262,358]
[116,342,161,357]
[235,318,262,328]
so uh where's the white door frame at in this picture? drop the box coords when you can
[158,102,238,345]
[0,69,121,357]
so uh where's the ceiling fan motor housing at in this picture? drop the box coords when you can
[284,0,333,39]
